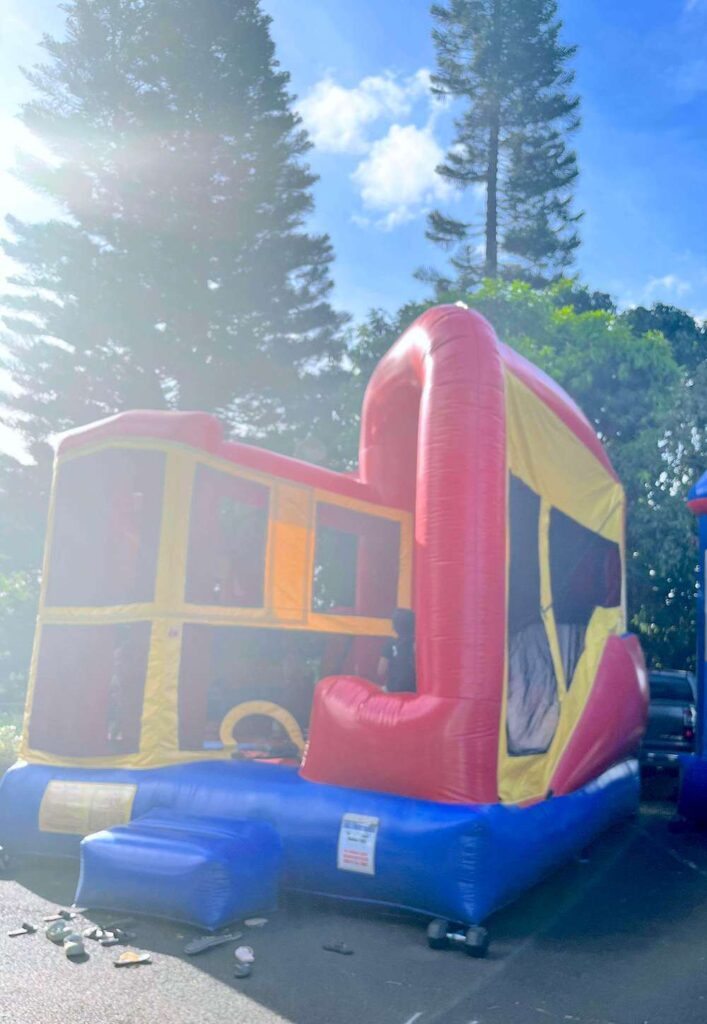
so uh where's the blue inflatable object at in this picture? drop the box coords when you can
[678,472,707,822]
[76,811,281,930]
[678,755,707,823]
[0,759,638,926]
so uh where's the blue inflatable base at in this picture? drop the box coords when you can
[0,759,639,926]
[678,755,707,822]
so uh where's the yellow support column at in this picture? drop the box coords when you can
[138,450,195,763]
[268,483,313,622]
[539,498,567,697]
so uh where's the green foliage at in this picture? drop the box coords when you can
[425,0,581,286]
[463,281,678,450]
[0,449,51,713]
[0,722,22,776]
[621,302,706,372]
[339,280,702,669]
[0,570,39,709]
[2,0,346,452]
[0,448,52,574]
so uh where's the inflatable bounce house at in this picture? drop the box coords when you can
[676,471,707,822]
[0,305,648,950]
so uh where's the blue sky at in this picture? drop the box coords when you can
[3,0,707,318]
[1,0,707,456]
[265,0,707,318]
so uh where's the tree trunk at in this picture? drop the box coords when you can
[485,110,499,278]
[485,0,501,278]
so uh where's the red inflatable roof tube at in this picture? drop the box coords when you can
[302,306,508,803]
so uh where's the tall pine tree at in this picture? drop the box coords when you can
[1,0,346,449]
[423,0,581,289]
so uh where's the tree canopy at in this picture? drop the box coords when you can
[423,0,581,289]
[1,0,345,449]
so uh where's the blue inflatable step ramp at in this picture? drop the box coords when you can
[75,811,282,931]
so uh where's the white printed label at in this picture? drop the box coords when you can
[337,813,379,876]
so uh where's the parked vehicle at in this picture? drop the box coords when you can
[640,670,696,772]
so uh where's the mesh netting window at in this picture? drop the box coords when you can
[185,465,269,607]
[28,622,150,757]
[312,504,400,618]
[549,508,621,688]
[178,624,366,751]
[46,449,165,607]
[506,475,560,757]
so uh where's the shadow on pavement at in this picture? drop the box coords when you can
[4,800,707,1024]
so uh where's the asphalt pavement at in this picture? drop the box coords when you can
[0,781,706,1024]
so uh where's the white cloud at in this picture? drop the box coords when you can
[615,271,703,313]
[299,69,432,155]
[299,67,457,230]
[645,274,693,298]
[351,122,454,230]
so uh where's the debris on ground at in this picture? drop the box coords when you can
[114,950,152,968]
[63,933,86,959]
[322,942,354,955]
[244,917,268,928]
[43,909,73,922]
[8,922,37,937]
[46,920,73,945]
[233,945,255,978]
[184,931,243,955]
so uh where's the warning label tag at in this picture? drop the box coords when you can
[337,813,379,876]
[39,780,137,835]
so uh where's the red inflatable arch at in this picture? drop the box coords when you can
[302,305,646,804]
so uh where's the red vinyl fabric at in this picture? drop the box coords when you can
[549,634,648,796]
[302,306,507,803]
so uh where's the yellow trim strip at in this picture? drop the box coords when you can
[267,484,312,623]
[539,498,566,695]
[313,486,409,522]
[154,452,194,607]
[38,606,397,637]
[22,746,234,770]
